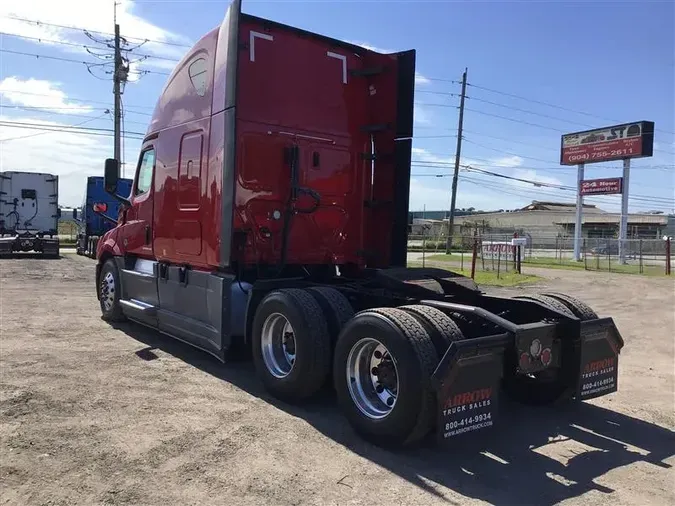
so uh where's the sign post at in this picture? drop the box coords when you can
[561,121,654,263]
[574,163,585,261]
[619,159,631,264]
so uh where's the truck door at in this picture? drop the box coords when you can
[121,147,155,258]
[115,146,159,327]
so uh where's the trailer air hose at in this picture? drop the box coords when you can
[273,144,321,278]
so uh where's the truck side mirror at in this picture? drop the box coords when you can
[104,158,120,194]
[57,208,62,218]
[72,209,78,220]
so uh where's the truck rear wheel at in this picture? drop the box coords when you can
[306,286,354,342]
[399,305,465,357]
[541,292,598,320]
[251,289,331,402]
[504,293,576,405]
[333,307,439,447]
[99,259,126,322]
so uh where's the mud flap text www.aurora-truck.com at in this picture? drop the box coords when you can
[431,334,509,441]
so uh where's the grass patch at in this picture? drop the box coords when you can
[408,262,540,287]
[425,253,668,276]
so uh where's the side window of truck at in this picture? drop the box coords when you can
[135,149,155,196]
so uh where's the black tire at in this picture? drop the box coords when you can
[541,292,598,320]
[251,288,331,402]
[505,293,577,405]
[515,294,576,318]
[98,259,126,322]
[333,307,439,447]
[398,305,465,357]
[306,286,354,342]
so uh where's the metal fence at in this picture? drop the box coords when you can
[408,233,673,276]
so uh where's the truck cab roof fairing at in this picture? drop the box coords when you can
[213,0,242,267]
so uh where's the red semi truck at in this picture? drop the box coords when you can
[95,0,624,447]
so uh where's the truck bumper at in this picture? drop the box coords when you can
[0,235,59,256]
[424,301,624,442]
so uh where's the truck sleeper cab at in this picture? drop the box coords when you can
[0,170,60,258]
[95,0,624,447]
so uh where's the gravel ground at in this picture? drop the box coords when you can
[1,253,674,506]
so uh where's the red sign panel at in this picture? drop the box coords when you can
[560,121,654,166]
[580,178,623,195]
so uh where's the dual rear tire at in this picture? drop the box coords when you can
[251,288,464,447]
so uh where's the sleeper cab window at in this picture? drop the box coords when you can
[188,57,208,97]
[135,149,155,196]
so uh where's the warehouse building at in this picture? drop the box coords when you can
[410,201,670,247]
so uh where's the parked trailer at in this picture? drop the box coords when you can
[75,176,133,258]
[94,0,623,447]
[0,171,60,258]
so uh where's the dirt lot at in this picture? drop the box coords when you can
[1,253,674,506]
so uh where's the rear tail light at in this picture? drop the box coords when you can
[540,348,552,367]
[529,339,542,358]
[519,352,531,369]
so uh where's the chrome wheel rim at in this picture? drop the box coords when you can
[346,338,399,420]
[100,271,116,311]
[261,313,296,378]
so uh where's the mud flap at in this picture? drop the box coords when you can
[431,334,510,441]
[577,318,624,400]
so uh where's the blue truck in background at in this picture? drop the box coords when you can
[75,176,132,257]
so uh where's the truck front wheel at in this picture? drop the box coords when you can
[333,308,439,447]
[98,259,126,322]
[251,289,331,402]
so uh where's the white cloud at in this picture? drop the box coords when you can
[412,147,453,165]
[0,77,94,113]
[0,0,189,76]
[414,106,432,126]
[489,155,523,168]
[0,115,141,206]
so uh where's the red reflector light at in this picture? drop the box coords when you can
[541,348,552,367]
[519,352,531,369]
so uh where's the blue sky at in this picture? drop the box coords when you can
[1,0,673,212]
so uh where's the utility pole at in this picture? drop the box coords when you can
[445,67,468,254]
[113,22,122,173]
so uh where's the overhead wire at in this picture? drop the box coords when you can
[0,112,108,142]
[0,49,171,76]
[0,15,192,49]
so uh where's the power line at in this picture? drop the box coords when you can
[462,137,560,165]
[0,120,145,138]
[467,81,675,137]
[461,129,560,153]
[0,15,192,49]
[0,89,155,111]
[0,48,170,76]
[1,31,182,64]
[0,113,107,142]
[466,95,595,129]
[464,108,565,132]
[0,31,111,53]
[0,105,149,126]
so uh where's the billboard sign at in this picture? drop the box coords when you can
[560,121,654,165]
[580,177,623,196]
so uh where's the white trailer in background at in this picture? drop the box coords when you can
[0,171,60,257]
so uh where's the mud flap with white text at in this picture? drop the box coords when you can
[577,318,623,400]
[431,334,509,441]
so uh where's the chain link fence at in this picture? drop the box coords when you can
[408,232,673,276]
